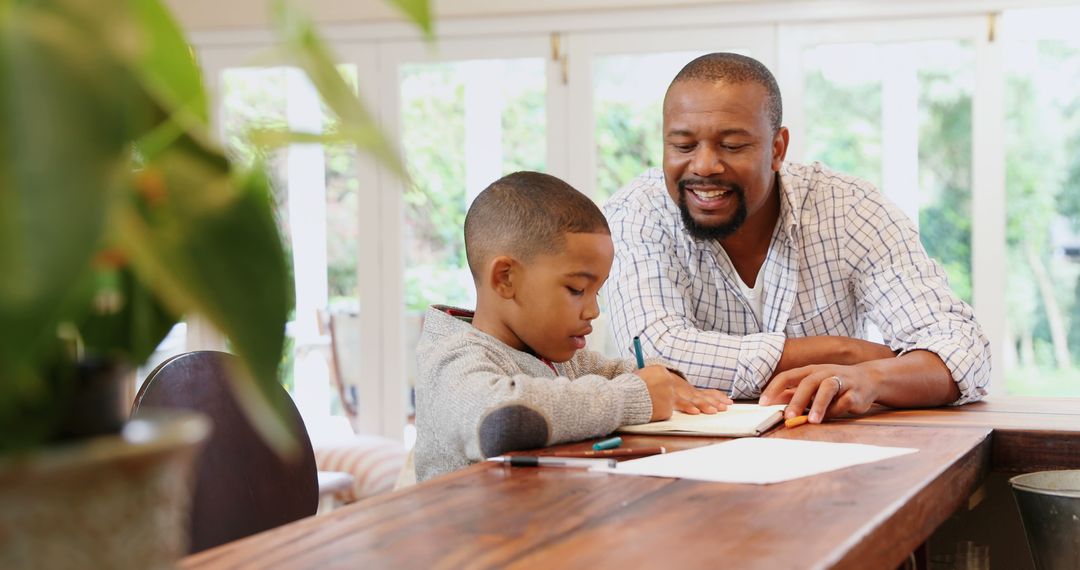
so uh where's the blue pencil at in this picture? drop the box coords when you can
[633,336,645,369]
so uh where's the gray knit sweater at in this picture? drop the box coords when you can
[414,305,655,481]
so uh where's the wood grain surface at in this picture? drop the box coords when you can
[847,397,1080,470]
[183,423,991,570]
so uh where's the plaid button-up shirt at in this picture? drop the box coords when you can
[603,162,990,403]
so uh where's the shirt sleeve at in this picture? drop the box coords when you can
[847,194,991,404]
[604,194,786,399]
[429,339,654,463]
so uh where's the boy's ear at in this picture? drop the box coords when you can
[488,256,517,299]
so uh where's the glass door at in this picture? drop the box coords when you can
[378,36,556,442]
[200,44,380,438]
[999,6,1080,395]
[779,17,985,301]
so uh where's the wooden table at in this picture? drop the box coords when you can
[848,396,1080,472]
[182,421,996,569]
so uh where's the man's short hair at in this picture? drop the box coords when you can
[464,171,609,279]
[670,52,783,132]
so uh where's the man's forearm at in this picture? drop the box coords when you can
[859,349,960,408]
[776,336,896,374]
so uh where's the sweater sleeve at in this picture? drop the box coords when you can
[429,339,653,464]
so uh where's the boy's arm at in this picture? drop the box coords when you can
[568,347,646,378]
[428,341,653,463]
[569,349,732,414]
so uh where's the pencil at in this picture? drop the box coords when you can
[785,415,809,428]
[633,336,646,369]
[487,456,617,468]
[544,446,667,458]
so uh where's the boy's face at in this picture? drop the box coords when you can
[508,232,614,363]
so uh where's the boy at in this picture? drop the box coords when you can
[414,171,731,481]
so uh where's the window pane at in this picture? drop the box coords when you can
[219,66,361,419]
[803,44,883,188]
[221,67,292,252]
[326,69,362,311]
[400,58,546,408]
[802,40,975,304]
[1003,18,1080,395]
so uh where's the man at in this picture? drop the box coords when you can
[604,52,990,423]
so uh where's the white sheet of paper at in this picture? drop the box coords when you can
[592,437,917,484]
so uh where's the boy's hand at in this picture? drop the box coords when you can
[673,382,732,415]
[637,366,732,421]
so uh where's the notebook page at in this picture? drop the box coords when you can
[618,404,786,437]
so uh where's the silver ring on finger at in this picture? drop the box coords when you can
[830,375,843,393]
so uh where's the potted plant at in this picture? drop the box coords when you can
[0,0,430,566]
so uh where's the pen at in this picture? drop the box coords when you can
[487,456,617,469]
[546,446,667,458]
[633,336,646,369]
[785,415,809,428]
[593,436,622,450]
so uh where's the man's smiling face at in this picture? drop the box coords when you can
[662,79,784,240]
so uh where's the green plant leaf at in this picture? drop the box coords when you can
[113,138,297,454]
[387,0,434,41]
[270,0,407,179]
[0,6,134,428]
[121,0,210,124]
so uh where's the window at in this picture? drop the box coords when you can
[1001,7,1080,395]
[206,52,371,434]
[784,19,983,306]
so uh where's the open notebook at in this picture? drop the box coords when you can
[618,404,786,437]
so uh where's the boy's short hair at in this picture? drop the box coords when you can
[464,171,609,279]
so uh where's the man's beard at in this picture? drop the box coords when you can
[677,179,748,240]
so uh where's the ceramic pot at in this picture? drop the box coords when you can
[0,412,210,569]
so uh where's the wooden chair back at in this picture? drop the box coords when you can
[131,351,318,554]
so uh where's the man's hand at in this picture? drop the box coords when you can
[637,365,732,421]
[759,363,878,423]
[760,350,961,422]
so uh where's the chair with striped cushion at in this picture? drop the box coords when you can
[313,434,407,504]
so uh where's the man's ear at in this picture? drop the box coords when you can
[488,256,517,300]
[771,126,789,172]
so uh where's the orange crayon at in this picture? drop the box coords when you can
[784,415,810,428]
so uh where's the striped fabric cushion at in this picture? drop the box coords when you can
[313,436,408,503]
